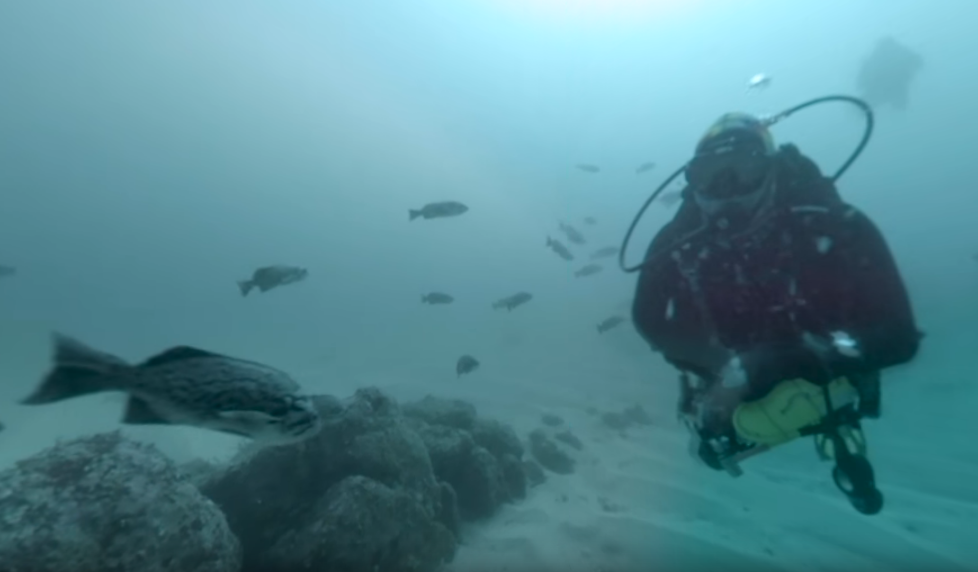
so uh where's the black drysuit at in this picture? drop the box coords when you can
[631,145,921,403]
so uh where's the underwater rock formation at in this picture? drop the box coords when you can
[200,387,458,572]
[528,428,576,475]
[403,396,527,520]
[0,431,240,572]
[0,389,529,572]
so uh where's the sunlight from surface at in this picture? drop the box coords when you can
[494,0,704,23]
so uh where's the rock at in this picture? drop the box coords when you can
[471,418,524,460]
[311,393,345,417]
[176,458,219,490]
[457,447,510,519]
[623,404,653,426]
[554,430,583,451]
[403,395,477,430]
[261,476,457,572]
[499,454,527,500]
[436,482,462,537]
[0,431,240,572]
[600,411,631,431]
[412,422,523,521]
[523,460,547,487]
[600,404,654,433]
[528,429,575,475]
[200,387,457,572]
[541,413,564,427]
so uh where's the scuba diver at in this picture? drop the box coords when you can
[624,104,922,515]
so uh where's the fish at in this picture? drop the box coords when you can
[558,221,586,245]
[596,315,626,333]
[745,72,772,93]
[856,36,923,111]
[409,201,469,221]
[574,263,603,278]
[0,265,15,279]
[456,355,480,377]
[575,164,600,173]
[635,161,656,174]
[21,333,323,445]
[546,236,574,261]
[492,292,533,311]
[583,217,597,225]
[422,292,454,305]
[238,265,308,297]
[590,246,619,260]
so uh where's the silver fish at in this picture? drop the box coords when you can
[559,221,586,245]
[238,265,308,297]
[21,333,322,446]
[456,355,480,377]
[574,263,603,278]
[546,236,574,261]
[746,72,772,93]
[590,246,619,260]
[583,217,597,225]
[575,163,600,173]
[492,292,533,311]
[409,201,469,221]
[0,265,15,279]
[635,161,656,174]
[597,315,626,333]
[422,292,454,305]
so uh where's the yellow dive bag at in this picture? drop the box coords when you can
[731,377,862,451]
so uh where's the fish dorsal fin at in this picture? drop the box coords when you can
[139,346,224,368]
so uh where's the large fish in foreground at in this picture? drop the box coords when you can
[21,333,323,445]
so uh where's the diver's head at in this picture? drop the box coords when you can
[685,112,777,224]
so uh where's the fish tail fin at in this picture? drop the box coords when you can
[237,280,254,297]
[409,209,422,221]
[421,294,428,304]
[546,236,553,247]
[21,333,130,405]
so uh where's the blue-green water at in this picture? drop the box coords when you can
[1,1,976,570]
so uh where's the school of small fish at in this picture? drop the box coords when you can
[4,162,660,436]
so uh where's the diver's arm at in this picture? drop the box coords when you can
[831,208,921,369]
[737,209,921,389]
[633,263,734,381]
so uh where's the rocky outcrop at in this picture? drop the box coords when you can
[0,431,240,572]
[0,388,531,572]
[528,428,576,474]
[199,388,457,572]
[403,396,527,520]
